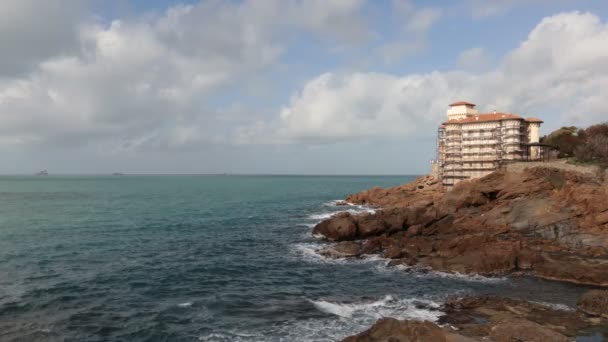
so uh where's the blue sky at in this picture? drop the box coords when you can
[1,0,607,174]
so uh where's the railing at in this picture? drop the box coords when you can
[461,140,499,146]
[461,150,500,155]
[461,135,497,140]
[461,165,498,170]
[461,157,501,162]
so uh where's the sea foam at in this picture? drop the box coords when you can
[308,295,443,322]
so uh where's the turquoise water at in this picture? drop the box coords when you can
[0,175,588,341]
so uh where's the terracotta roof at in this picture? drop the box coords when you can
[443,112,523,125]
[449,101,476,107]
[525,117,544,123]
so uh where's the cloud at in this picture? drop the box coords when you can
[468,0,550,18]
[244,11,608,143]
[405,7,442,33]
[0,0,88,77]
[0,0,370,150]
[457,47,490,71]
[372,1,442,64]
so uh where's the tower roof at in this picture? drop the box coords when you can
[525,117,544,123]
[443,112,523,125]
[448,101,476,107]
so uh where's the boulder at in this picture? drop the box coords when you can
[342,318,448,342]
[319,241,363,258]
[311,166,608,286]
[489,318,569,342]
[578,290,608,318]
[357,213,388,238]
[312,212,357,241]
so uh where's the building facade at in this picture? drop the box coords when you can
[435,101,543,190]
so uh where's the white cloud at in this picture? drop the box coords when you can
[372,1,442,64]
[0,0,370,150]
[469,0,546,18]
[457,47,490,71]
[405,7,442,33]
[0,0,88,76]
[244,11,608,143]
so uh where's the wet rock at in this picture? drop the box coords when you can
[312,166,608,286]
[341,318,449,342]
[319,241,362,258]
[312,212,357,241]
[345,294,608,342]
[578,290,608,318]
[357,213,388,238]
[489,318,569,342]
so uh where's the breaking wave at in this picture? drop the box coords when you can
[309,295,443,322]
[290,242,386,265]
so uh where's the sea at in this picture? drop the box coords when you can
[0,175,600,341]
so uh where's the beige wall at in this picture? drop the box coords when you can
[529,123,540,143]
[447,105,478,120]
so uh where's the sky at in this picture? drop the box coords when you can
[1,0,607,175]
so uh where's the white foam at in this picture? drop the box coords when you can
[199,295,444,342]
[309,295,443,322]
[369,262,507,283]
[178,302,192,307]
[307,208,376,221]
[292,242,330,263]
[290,243,390,266]
[198,331,263,342]
[418,270,507,283]
[308,212,335,220]
[531,301,574,312]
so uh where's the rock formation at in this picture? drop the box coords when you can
[343,294,607,341]
[313,166,608,286]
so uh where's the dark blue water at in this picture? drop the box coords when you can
[0,175,590,341]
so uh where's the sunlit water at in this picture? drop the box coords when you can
[0,175,593,341]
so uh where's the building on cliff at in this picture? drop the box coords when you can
[433,101,544,190]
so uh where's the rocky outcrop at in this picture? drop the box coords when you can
[578,290,608,318]
[345,174,442,208]
[313,166,608,286]
[342,318,451,342]
[343,295,604,342]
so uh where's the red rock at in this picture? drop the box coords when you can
[489,318,569,342]
[342,318,448,342]
[312,166,608,286]
[577,290,608,318]
[312,212,357,241]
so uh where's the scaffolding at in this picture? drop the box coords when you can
[438,120,533,190]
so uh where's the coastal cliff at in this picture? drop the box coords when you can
[313,164,608,286]
[312,163,608,340]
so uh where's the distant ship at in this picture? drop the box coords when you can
[35,170,49,176]
[112,172,125,176]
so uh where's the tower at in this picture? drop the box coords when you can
[446,101,478,121]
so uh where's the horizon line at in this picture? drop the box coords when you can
[0,173,423,177]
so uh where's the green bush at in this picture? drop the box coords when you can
[543,123,608,168]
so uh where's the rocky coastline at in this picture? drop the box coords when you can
[310,163,608,340]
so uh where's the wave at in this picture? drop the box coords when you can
[178,302,192,307]
[292,241,507,284]
[307,208,376,221]
[198,295,444,342]
[308,295,443,322]
[198,331,264,342]
[290,242,387,266]
[530,301,574,311]
[417,270,507,283]
[370,262,507,283]
[307,201,377,223]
